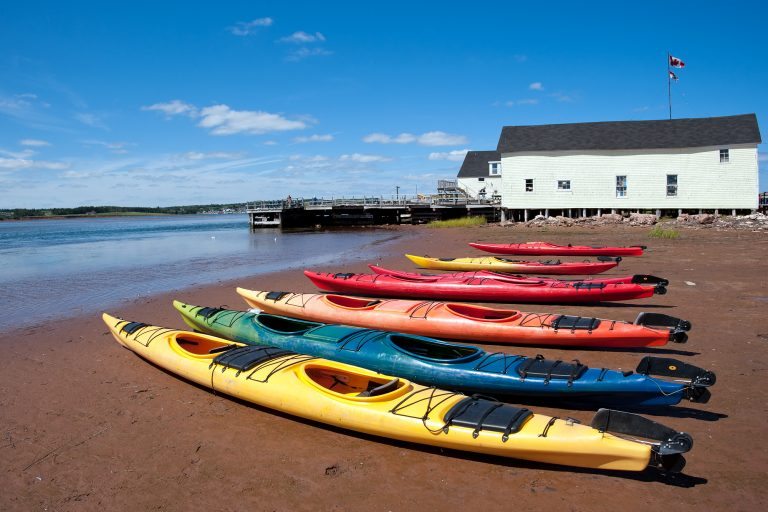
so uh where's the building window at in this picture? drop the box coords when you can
[720,148,729,163]
[489,162,501,176]
[616,175,627,198]
[557,180,571,191]
[478,177,485,181]
[525,179,534,192]
[667,174,678,196]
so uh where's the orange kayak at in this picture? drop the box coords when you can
[237,288,691,348]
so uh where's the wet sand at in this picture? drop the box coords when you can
[1,224,767,511]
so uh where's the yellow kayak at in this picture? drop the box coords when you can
[405,254,620,274]
[103,312,692,472]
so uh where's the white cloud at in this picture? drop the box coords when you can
[363,131,466,146]
[428,149,470,161]
[417,131,468,146]
[184,151,245,160]
[286,47,333,61]
[293,134,334,143]
[141,100,198,117]
[228,17,273,36]
[20,139,50,147]
[279,31,326,43]
[363,133,414,144]
[83,140,133,153]
[529,82,543,91]
[504,98,539,106]
[75,112,108,130]
[198,104,307,135]
[0,157,69,170]
[263,140,278,146]
[0,148,34,159]
[550,91,575,102]
[340,153,392,163]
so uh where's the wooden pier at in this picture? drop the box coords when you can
[246,196,501,229]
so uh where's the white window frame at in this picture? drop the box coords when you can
[719,148,730,163]
[525,178,534,192]
[557,180,571,191]
[488,161,502,176]
[616,175,627,198]
[666,174,678,197]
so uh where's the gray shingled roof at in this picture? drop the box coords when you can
[497,114,761,153]
[458,150,501,178]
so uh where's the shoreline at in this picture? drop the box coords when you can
[1,224,767,510]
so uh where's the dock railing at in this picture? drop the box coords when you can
[246,195,499,212]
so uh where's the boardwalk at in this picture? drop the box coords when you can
[246,195,501,228]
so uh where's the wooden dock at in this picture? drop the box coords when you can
[246,196,501,228]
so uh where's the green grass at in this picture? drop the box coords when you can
[648,225,680,239]
[427,216,487,228]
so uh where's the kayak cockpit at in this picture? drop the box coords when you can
[302,365,411,400]
[388,334,482,363]
[255,313,322,335]
[172,333,238,358]
[324,294,382,310]
[445,303,521,322]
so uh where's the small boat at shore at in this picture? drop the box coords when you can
[303,270,661,304]
[104,312,693,472]
[368,265,669,288]
[236,288,690,347]
[470,242,646,257]
[406,254,621,275]
[173,301,713,408]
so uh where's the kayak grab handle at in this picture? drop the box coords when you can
[630,274,669,286]
[590,408,693,472]
[634,312,692,336]
[635,356,717,396]
[596,256,622,263]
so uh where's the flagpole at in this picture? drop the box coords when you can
[667,51,672,120]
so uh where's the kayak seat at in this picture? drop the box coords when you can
[517,355,587,385]
[539,260,562,265]
[120,321,148,335]
[444,397,532,440]
[212,345,294,373]
[551,315,601,331]
[357,378,400,397]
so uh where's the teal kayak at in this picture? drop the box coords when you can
[173,300,715,408]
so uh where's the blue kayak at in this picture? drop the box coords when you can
[173,300,715,408]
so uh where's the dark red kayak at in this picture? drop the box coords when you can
[469,241,646,257]
[305,270,663,304]
[368,265,669,288]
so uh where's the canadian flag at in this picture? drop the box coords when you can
[669,55,685,68]
[669,70,679,81]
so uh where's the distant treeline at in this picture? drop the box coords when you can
[0,204,248,220]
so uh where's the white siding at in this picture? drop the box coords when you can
[458,176,502,198]
[500,144,759,210]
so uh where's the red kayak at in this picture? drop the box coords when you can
[469,241,646,257]
[368,265,669,288]
[304,270,663,304]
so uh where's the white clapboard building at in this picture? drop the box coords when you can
[459,114,762,220]
[456,150,502,199]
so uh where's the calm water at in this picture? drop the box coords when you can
[0,215,400,332]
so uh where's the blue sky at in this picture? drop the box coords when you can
[1,0,766,208]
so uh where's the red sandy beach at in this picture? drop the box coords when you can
[1,224,767,511]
